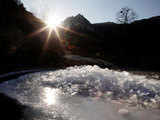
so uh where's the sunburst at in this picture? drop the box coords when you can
[45,14,62,30]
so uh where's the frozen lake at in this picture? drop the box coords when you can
[0,65,160,120]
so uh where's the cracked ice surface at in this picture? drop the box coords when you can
[1,65,160,108]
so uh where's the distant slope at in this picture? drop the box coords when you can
[61,15,160,70]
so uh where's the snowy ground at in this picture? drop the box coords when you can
[0,65,160,120]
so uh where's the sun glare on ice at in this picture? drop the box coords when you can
[43,87,60,105]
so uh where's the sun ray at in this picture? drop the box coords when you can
[27,26,48,38]
[54,27,61,41]
[43,28,53,51]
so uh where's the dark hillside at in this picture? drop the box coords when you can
[0,0,64,74]
[60,15,160,70]
[0,0,160,72]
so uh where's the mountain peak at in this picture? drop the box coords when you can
[63,14,91,25]
[62,14,93,31]
[74,14,91,24]
[75,14,84,18]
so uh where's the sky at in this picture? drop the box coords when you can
[21,0,160,23]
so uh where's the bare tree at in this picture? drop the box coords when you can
[116,7,138,24]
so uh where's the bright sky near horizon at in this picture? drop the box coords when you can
[21,0,160,23]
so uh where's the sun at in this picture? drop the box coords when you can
[45,14,62,30]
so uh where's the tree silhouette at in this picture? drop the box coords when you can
[116,7,138,24]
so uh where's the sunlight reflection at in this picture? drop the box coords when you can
[43,87,60,105]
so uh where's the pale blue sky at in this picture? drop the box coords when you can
[22,0,160,23]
